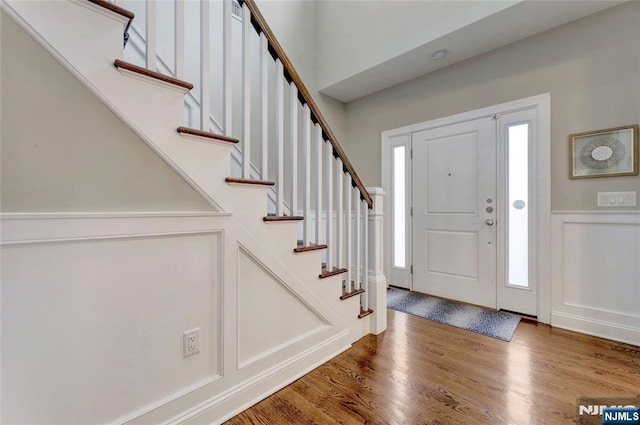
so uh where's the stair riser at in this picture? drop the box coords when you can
[5,0,125,80]
[342,296,371,342]
[289,251,326,276]
[304,273,370,343]
[302,273,344,309]
[243,221,300,253]
[92,67,187,140]
[145,135,287,223]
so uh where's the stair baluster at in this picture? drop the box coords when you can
[362,198,370,311]
[146,0,157,70]
[260,32,269,180]
[223,0,232,136]
[175,0,185,78]
[335,157,344,269]
[354,186,361,292]
[325,142,334,271]
[314,123,323,246]
[275,59,285,215]
[289,83,299,215]
[302,104,312,245]
[345,173,353,294]
[241,2,251,178]
[200,0,211,132]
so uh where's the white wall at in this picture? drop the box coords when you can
[345,1,640,211]
[316,0,521,90]
[256,0,347,143]
[0,12,215,213]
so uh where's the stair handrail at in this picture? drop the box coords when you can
[238,0,373,209]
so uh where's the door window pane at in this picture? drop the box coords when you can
[507,124,529,287]
[393,146,406,268]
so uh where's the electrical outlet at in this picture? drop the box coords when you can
[183,328,200,357]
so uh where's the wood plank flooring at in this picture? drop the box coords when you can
[226,309,640,424]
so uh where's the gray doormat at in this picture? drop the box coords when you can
[387,287,520,341]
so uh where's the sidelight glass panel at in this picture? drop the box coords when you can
[393,146,406,268]
[507,124,529,287]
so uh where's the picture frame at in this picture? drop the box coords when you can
[569,124,639,179]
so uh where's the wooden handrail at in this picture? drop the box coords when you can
[239,0,373,208]
[88,0,134,20]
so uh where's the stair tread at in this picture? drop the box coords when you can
[319,267,348,279]
[88,0,134,20]
[340,288,364,301]
[358,308,374,319]
[263,216,304,222]
[177,127,239,144]
[294,243,327,253]
[114,59,194,91]
[225,177,275,186]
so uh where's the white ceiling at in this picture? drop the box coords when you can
[319,0,627,103]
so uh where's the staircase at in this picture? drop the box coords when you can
[0,0,387,423]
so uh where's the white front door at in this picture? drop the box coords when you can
[412,117,497,308]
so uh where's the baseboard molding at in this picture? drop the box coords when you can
[169,330,352,425]
[552,311,640,347]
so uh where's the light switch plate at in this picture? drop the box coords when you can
[597,191,636,207]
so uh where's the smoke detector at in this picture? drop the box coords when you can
[431,49,448,61]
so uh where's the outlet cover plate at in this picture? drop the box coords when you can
[183,328,200,357]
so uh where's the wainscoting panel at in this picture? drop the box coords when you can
[1,211,356,425]
[237,245,329,369]
[1,218,224,424]
[551,211,640,346]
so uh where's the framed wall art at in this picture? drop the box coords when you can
[569,124,639,179]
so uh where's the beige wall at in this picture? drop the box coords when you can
[1,13,215,213]
[345,1,640,211]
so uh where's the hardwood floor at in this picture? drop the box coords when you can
[226,309,640,424]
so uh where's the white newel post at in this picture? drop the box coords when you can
[366,187,387,334]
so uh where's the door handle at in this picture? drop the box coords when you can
[485,219,495,226]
